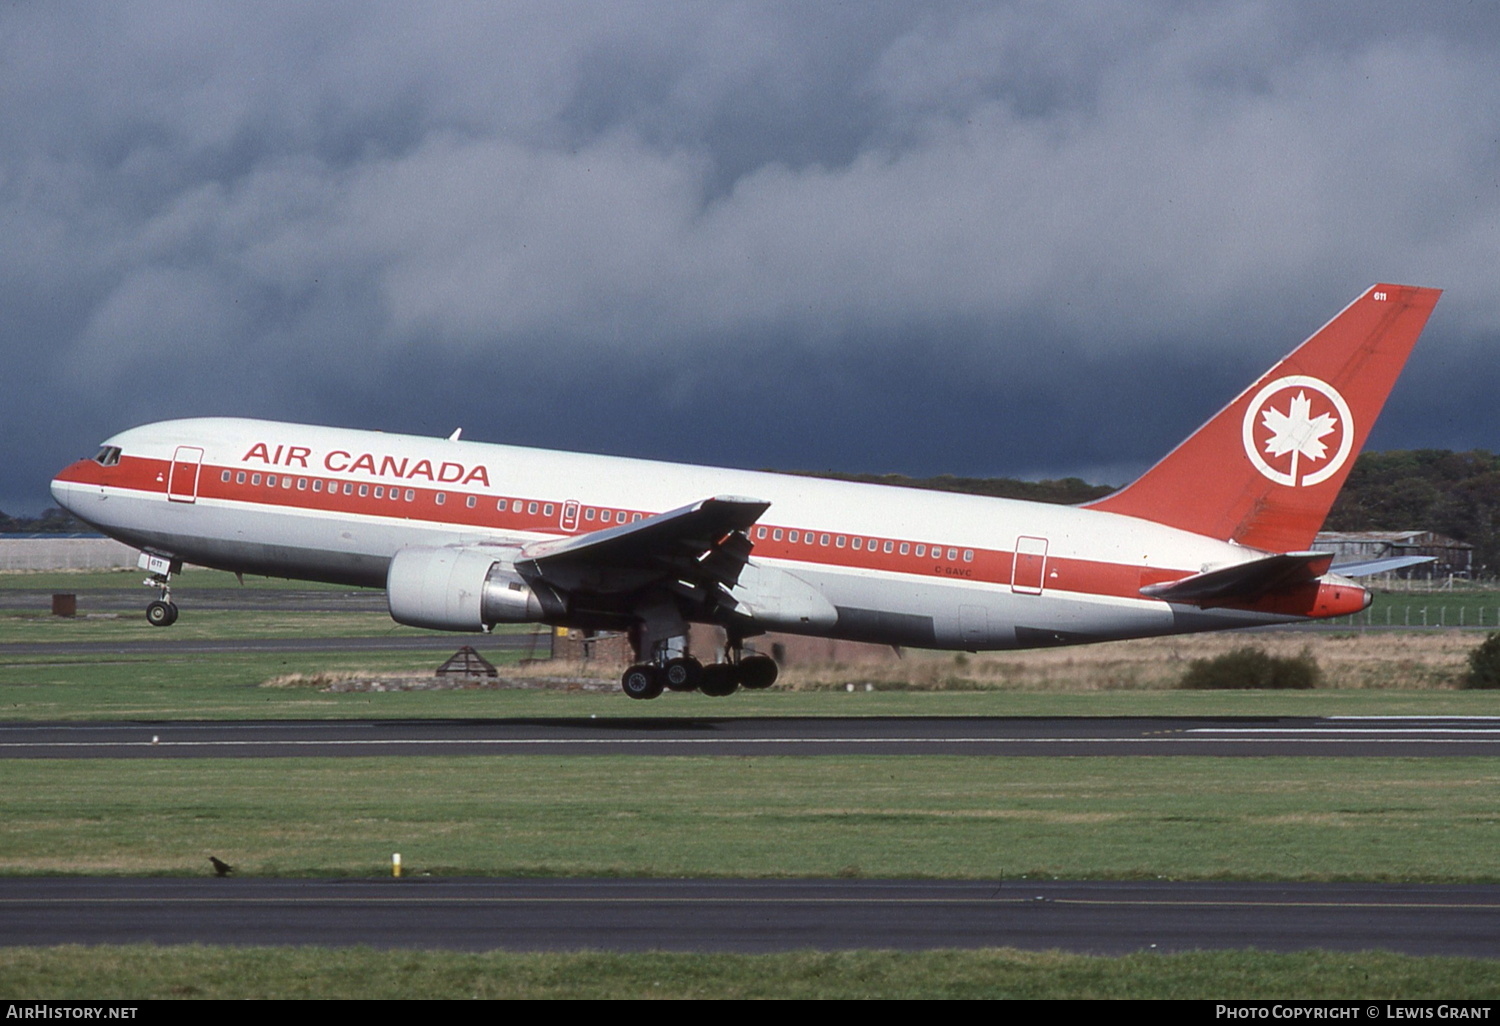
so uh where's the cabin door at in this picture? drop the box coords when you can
[1012,536,1049,595]
[167,446,204,504]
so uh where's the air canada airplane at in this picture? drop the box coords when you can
[52,284,1441,698]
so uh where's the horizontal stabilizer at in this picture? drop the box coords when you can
[1330,555,1437,577]
[1141,551,1333,606]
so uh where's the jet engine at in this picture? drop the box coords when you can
[386,546,560,631]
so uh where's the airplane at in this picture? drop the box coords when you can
[51,283,1442,699]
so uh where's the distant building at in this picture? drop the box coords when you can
[1314,530,1474,578]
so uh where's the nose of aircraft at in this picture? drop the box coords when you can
[50,475,73,513]
[50,458,99,518]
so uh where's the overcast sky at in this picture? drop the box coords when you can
[3,1,1497,514]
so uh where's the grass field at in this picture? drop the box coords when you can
[4,946,1498,999]
[5,646,1500,721]
[3,756,1498,880]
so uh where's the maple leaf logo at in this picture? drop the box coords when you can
[1241,375,1354,488]
[1260,390,1338,481]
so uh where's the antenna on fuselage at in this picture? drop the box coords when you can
[447,428,462,441]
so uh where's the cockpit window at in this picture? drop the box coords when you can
[92,446,122,467]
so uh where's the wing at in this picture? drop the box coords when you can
[514,495,770,605]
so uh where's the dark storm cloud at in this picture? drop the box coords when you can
[2,1,1497,512]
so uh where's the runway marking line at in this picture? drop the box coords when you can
[1186,728,1500,736]
[5,736,1500,750]
[3,896,1498,911]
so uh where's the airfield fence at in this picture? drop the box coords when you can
[0,535,138,571]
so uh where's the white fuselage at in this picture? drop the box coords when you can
[51,417,1339,650]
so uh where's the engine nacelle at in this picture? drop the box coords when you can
[386,546,552,632]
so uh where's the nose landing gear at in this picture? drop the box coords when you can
[141,561,179,627]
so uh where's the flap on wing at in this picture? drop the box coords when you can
[1140,551,1333,606]
[516,495,769,594]
[1330,555,1436,577]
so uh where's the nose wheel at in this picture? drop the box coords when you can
[142,565,180,627]
[146,599,179,627]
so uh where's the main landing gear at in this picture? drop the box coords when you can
[620,642,778,700]
[143,572,179,627]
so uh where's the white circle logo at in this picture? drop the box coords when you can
[1241,375,1354,487]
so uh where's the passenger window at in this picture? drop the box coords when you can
[528,502,538,515]
[251,474,261,486]
[496,499,507,511]
[356,484,366,497]
[585,508,595,521]
[374,487,384,499]
[915,545,924,557]
[820,534,829,546]
[313,480,322,492]
[773,529,782,541]
[436,493,446,505]
[884,541,894,554]
[964,550,974,562]
[755,527,766,539]
[221,470,231,483]
[298,479,307,490]
[282,477,292,489]
[343,483,354,495]
[601,511,612,523]
[237,472,246,484]
[543,503,554,517]
[789,531,799,543]
[852,538,862,550]
[899,543,909,555]
[947,548,958,561]
[836,536,846,548]
[634,514,643,522]
[267,475,277,487]
[405,489,414,501]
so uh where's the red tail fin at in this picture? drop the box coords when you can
[1084,284,1441,552]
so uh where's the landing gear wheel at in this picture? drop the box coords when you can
[699,663,739,697]
[621,664,665,700]
[738,654,778,690]
[146,600,178,627]
[663,657,703,692]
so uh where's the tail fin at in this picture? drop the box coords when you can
[1083,283,1441,552]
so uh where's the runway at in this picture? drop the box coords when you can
[4,715,1500,757]
[3,877,1497,955]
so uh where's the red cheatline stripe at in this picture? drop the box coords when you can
[56,456,1348,616]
